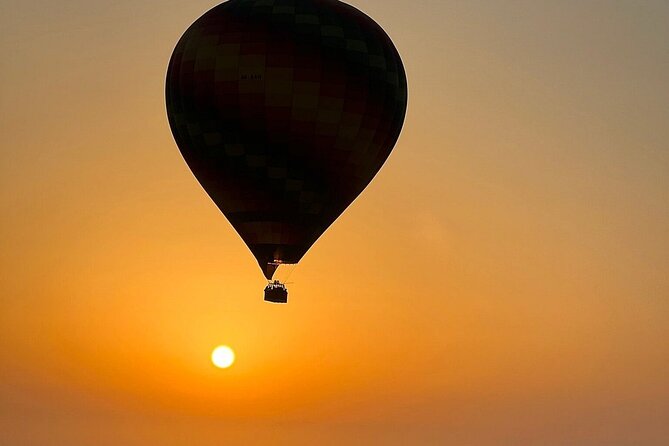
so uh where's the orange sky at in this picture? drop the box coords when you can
[1,1,668,445]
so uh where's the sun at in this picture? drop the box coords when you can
[211,345,235,369]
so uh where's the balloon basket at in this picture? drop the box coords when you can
[264,281,288,304]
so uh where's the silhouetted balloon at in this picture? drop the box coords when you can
[166,0,407,279]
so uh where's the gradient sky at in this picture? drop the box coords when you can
[1,1,668,445]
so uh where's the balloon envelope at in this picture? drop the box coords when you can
[166,0,408,279]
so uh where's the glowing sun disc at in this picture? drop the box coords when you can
[211,346,235,369]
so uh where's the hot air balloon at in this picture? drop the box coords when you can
[166,0,407,303]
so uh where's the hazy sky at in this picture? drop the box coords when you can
[1,1,668,445]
